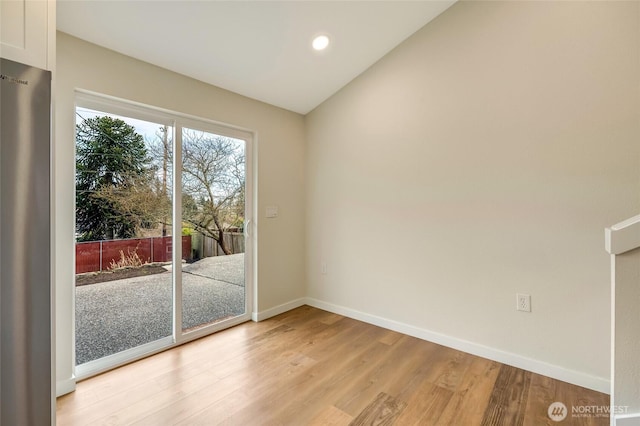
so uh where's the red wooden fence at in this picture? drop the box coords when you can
[76,236,192,274]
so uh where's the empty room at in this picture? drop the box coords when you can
[0,0,638,425]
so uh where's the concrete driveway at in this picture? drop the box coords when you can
[75,254,245,365]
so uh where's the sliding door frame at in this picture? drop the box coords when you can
[74,90,255,379]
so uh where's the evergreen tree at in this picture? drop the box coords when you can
[75,116,153,241]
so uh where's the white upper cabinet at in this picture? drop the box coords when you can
[1,0,55,70]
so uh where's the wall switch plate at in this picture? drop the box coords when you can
[321,262,327,274]
[265,205,278,218]
[516,293,531,312]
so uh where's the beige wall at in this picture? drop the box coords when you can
[55,32,306,392]
[305,1,639,390]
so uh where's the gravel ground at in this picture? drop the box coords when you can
[75,254,245,365]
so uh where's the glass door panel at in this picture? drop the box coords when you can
[180,127,246,332]
[75,106,174,366]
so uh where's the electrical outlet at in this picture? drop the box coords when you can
[516,293,531,312]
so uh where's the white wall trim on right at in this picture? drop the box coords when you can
[305,297,610,394]
[605,214,640,255]
[614,413,640,426]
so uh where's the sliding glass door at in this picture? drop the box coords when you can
[74,106,175,369]
[180,127,247,332]
[75,93,253,377]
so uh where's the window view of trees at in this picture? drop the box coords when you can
[181,129,245,255]
[75,110,245,257]
[75,116,162,241]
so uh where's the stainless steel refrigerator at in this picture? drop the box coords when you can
[0,58,52,425]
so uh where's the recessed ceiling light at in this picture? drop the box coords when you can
[312,35,330,51]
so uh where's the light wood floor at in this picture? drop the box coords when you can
[57,306,609,425]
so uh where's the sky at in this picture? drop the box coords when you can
[75,106,167,143]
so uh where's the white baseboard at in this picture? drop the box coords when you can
[615,413,640,426]
[304,297,610,394]
[252,298,307,322]
[56,376,76,397]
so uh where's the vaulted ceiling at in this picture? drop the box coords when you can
[57,1,456,114]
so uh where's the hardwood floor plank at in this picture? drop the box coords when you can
[419,344,474,392]
[435,356,501,425]
[523,373,610,426]
[480,364,531,426]
[271,333,398,424]
[349,392,407,426]
[169,316,375,424]
[385,339,442,401]
[207,326,390,425]
[56,307,610,426]
[135,317,337,425]
[300,317,373,361]
[319,312,345,326]
[377,329,404,346]
[308,405,353,426]
[140,352,317,426]
[66,312,326,425]
[523,373,558,426]
[393,379,453,425]
[57,317,289,418]
[555,379,610,426]
[334,336,430,417]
